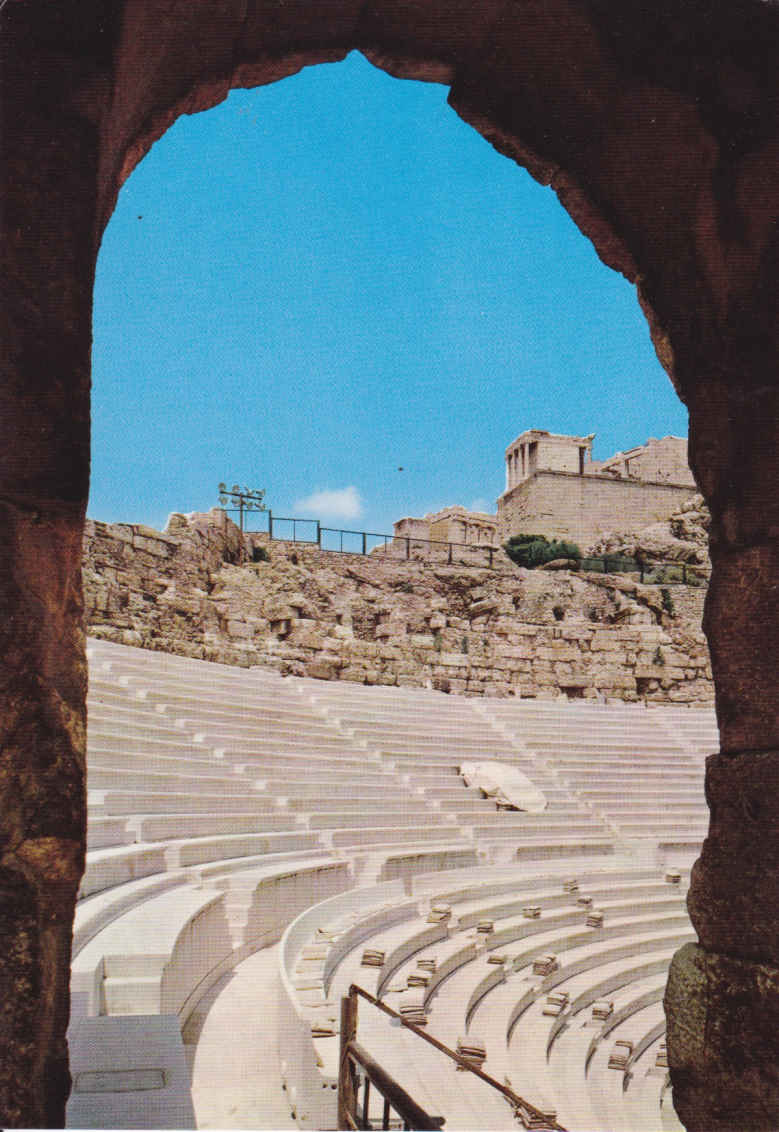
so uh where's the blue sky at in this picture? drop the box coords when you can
[90,50,688,535]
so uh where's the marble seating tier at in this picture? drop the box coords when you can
[72,637,713,1130]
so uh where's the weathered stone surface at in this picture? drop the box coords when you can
[82,512,713,706]
[666,943,779,1132]
[589,494,711,565]
[687,750,779,965]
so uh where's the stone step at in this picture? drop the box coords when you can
[87,733,217,758]
[329,826,467,848]
[169,830,322,867]
[87,816,133,850]
[467,821,608,840]
[87,715,185,741]
[87,748,241,778]
[102,975,162,1015]
[125,812,301,841]
[80,844,170,898]
[205,735,356,755]
[88,790,284,815]
[308,810,442,830]
[86,766,260,795]
[250,770,395,789]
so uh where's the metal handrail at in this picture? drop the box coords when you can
[340,983,567,1131]
[342,1036,445,1130]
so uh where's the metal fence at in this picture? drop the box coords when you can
[579,555,707,585]
[224,509,499,568]
[220,508,707,584]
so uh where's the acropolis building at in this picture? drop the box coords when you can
[497,429,696,548]
[394,429,696,552]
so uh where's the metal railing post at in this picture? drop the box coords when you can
[362,531,367,555]
[338,990,358,1129]
[316,521,321,547]
[268,510,273,539]
[362,1077,371,1127]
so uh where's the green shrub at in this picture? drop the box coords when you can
[503,533,582,569]
[660,586,675,616]
[252,545,270,563]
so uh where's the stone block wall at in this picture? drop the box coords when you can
[83,511,713,705]
[498,471,696,549]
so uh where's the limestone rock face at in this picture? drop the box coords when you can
[83,512,713,705]
[588,494,711,565]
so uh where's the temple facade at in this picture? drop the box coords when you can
[497,430,696,548]
[394,430,696,553]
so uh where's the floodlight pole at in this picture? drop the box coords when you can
[217,484,266,533]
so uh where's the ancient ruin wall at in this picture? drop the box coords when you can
[498,471,696,547]
[84,511,712,705]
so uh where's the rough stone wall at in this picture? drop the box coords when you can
[602,435,695,486]
[498,470,697,547]
[84,511,712,705]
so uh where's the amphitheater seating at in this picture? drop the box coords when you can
[279,863,693,1129]
[70,637,713,1129]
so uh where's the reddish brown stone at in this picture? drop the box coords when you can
[666,943,779,1132]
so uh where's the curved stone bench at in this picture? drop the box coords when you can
[583,978,667,1072]
[72,886,233,1024]
[586,1002,667,1132]
[80,830,324,897]
[506,923,694,1041]
[73,854,350,1028]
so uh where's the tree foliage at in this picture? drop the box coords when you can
[503,532,582,569]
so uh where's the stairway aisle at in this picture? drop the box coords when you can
[184,944,295,1130]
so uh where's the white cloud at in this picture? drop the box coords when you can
[293,486,364,521]
[468,498,494,515]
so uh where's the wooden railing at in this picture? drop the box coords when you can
[338,984,567,1131]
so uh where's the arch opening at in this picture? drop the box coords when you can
[91,50,689,535]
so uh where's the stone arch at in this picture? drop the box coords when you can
[1,1,778,1127]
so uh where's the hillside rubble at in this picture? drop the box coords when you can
[587,494,710,564]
